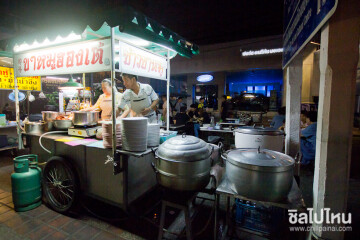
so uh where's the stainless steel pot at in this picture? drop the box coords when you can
[42,111,59,121]
[24,121,46,134]
[154,135,212,191]
[223,148,294,202]
[53,120,73,130]
[41,111,59,131]
[72,111,99,126]
[234,126,285,152]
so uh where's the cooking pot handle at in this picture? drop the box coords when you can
[221,150,230,162]
[151,162,159,173]
[218,142,224,152]
[209,145,215,166]
[210,145,214,155]
[150,147,157,155]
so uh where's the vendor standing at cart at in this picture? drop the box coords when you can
[82,78,125,120]
[117,73,159,123]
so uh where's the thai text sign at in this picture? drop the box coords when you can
[0,66,41,91]
[119,42,167,80]
[283,0,337,68]
[14,38,112,77]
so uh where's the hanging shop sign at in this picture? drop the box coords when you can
[283,0,337,68]
[116,41,167,80]
[14,38,112,77]
[0,66,41,91]
[242,48,283,56]
[197,74,214,82]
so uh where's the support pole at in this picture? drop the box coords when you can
[90,73,94,105]
[82,73,86,103]
[13,57,22,150]
[284,56,302,157]
[312,1,360,238]
[166,50,171,132]
[111,27,117,156]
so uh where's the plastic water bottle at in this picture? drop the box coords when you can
[0,114,6,127]
[210,116,215,127]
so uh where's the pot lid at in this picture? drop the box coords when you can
[226,148,294,172]
[235,126,284,136]
[156,135,211,162]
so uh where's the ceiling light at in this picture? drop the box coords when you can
[58,76,84,90]
[14,32,82,52]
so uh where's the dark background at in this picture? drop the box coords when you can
[0,0,284,48]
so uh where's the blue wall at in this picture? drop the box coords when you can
[226,69,283,97]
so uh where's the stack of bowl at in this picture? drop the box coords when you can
[102,121,122,148]
[147,123,160,147]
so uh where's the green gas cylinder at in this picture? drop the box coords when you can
[11,154,42,212]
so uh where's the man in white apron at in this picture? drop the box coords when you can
[118,74,159,123]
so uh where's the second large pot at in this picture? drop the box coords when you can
[72,111,99,126]
[234,126,285,152]
[154,135,212,191]
[224,148,294,202]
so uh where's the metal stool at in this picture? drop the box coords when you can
[158,196,196,240]
[157,177,217,240]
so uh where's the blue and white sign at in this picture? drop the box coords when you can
[283,0,338,68]
[197,74,214,83]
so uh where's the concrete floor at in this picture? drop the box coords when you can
[0,148,359,239]
[299,164,360,240]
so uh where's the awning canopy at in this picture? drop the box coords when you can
[10,6,199,59]
[0,51,13,67]
[0,51,12,58]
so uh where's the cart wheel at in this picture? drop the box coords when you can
[43,156,79,213]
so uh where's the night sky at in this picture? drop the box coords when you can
[1,0,284,46]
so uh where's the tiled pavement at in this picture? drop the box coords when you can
[0,188,143,240]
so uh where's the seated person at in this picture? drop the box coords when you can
[270,106,286,129]
[301,111,318,165]
[193,108,211,137]
[174,106,190,126]
[197,108,210,124]
[187,104,198,119]
[300,110,309,128]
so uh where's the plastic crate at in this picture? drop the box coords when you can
[235,199,284,235]
[159,130,177,144]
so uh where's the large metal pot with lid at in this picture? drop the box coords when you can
[224,148,294,202]
[234,126,285,151]
[154,135,212,191]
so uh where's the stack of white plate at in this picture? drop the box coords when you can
[147,123,160,147]
[102,121,122,148]
[121,117,148,152]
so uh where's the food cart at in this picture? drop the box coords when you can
[10,6,199,213]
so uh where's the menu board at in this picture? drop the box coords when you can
[0,66,41,91]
